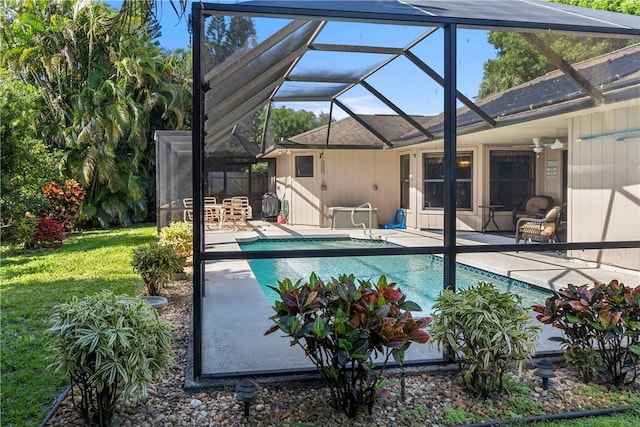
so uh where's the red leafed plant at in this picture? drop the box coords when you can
[30,218,65,248]
[42,179,85,231]
[532,280,640,385]
[265,273,431,418]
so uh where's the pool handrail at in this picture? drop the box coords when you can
[351,202,374,237]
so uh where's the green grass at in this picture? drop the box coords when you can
[0,226,155,427]
[527,410,640,427]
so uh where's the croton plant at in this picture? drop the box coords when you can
[265,273,431,417]
[532,280,640,385]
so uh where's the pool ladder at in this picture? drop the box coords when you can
[351,202,375,238]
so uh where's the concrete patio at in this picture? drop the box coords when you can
[199,221,640,378]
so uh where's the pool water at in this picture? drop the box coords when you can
[240,237,551,316]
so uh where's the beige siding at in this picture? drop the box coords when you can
[275,150,400,226]
[568,104,640,270]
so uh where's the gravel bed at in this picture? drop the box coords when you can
[45,279,639,426]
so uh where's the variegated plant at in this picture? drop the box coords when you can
[430,282,540,398]
[47,291,174,426]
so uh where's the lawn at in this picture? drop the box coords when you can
[0,226,156,427]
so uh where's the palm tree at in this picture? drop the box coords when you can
[1,0,191,227]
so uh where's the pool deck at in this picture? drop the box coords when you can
[199,221,640,378]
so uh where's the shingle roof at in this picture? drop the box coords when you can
[414,43,640,139]
[287,114,435,148]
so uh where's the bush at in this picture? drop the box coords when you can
[47,291,174,427]
[3,216,38,247]
[158,221,193,259]
[265,273,431,418]
[29,217,65,248]
[532,280,640,385]
[430,282,540,398]
[131,242,184,296]
[42,179,85,231]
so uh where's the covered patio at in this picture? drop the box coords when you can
[188,1,640,383]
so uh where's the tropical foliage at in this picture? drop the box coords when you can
[0,70,61,243]
[47,291,174,427]
[265,273,431,418]
[158,221,193,259]
[1,0,191,227]
[42,179,85,231]
[532,280,640,385]
[131,242,184,296]
[430,282,540,398]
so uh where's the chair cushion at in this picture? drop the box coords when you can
[541,223,555,236]
[544,205,562,220]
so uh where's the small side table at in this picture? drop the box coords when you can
[479,205,505,233]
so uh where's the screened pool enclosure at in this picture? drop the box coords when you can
[186,1,640,384]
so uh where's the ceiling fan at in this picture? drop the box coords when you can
[513,137,565,153]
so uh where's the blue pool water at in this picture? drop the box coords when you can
[240,237,551,316]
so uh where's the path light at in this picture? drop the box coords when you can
[235,379,258,416]
[533,359,556,391]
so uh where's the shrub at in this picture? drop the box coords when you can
[265,273,431,418]
[158,221,193,259]
[430,282,540,398]
[47,291,174,427]
[131,242,184,296]
[532,280,640,385]
[4,216,38,247]
[29,217,65,248]
[42,179,85,231]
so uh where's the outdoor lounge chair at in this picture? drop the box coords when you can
[512,195,554,227]
[383,209,406,229]
[515,204,565,244]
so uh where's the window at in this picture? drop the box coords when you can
[400,155,410,209]
[489,151,535,210]
[423,152,472,209]
[295,155,314,177]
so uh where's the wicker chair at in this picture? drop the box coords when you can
[515,204,565,244]
[512,195,554,227]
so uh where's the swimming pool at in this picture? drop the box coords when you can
[239,237,551,316]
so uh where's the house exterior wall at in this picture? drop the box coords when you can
[568,103,640,271]
[275,149,399,226]
[276,143,567,233]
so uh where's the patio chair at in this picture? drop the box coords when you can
[512,195,554,227]
[232,196,252,219]
[222,198,247,230]
[515,204,565,244]
[183,198,193,222]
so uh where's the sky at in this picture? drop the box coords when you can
[109,1,498,119]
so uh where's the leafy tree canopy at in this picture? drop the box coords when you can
[0,70,61,241]
[241,106,331,145]
[478,0,639,99]
[1,0,191,227]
